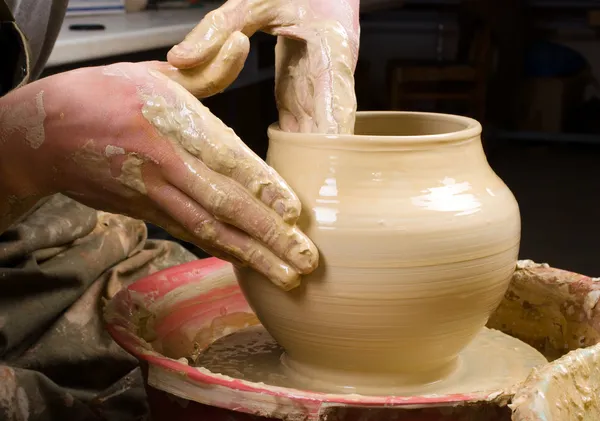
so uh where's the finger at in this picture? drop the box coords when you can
[195,114,303,224]
[167,2,243,69]
[152,216,245,266]
[168,0,284,69]
[313,56,356,135]
[278,109,300,133]
[145,179,302,290]
[154,32,250,99]
[305,25,357,134]
[146,69,303,224]
[160,221,245,266]
[192,244,245,267]
[100,192,244,265]
[273,36,313,133]
[162,152,318,275]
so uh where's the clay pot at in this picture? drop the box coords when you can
[235,111,520,393]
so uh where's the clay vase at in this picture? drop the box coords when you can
[235,111,521,393]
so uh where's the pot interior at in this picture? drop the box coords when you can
[354,112,475,137]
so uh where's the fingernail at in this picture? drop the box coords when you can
[271,264,301,291]
[170,43,193,57]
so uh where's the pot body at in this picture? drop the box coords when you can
[236,112,520,391]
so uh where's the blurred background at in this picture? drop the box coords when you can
[45,0,600,276]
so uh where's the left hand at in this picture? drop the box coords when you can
[166,0,360,134]
[0,61,318,290]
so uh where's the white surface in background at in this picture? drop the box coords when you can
[47,7,219,67]
[66,0,125,16]
[46,6,275,91]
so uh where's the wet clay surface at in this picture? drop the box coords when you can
[194,325,547,396]
[511,343,600,420]
[488,260,600,360]
[237,112,521,390]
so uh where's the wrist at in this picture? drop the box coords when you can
[0,78,57,203]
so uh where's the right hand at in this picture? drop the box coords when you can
[167,0,360,134]
[0,61,318,290]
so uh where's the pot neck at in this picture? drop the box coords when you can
[267,112,483,152]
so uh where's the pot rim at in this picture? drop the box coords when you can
[268,111,482,148]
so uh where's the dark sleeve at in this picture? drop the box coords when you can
[0,0,30,96]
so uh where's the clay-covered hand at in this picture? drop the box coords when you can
[167,0,360,134]
[0,61,317,290]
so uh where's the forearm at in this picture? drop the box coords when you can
[0,81,52,232]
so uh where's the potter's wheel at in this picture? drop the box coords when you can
[194,324,547,396]
[108,258,590,421]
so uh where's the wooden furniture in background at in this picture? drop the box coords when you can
[388,18,493,121]
[589,10,600,27]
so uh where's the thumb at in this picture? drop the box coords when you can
[167,1,244,69]
[155,31,250,99]
[167,0,280,70]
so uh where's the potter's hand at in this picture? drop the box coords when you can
[0,61,318,290]
[167,0,360,134]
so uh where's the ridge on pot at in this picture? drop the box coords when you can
[235,111,521,393]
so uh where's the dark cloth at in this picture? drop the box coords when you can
[0,194,197,420]
[0,0,69,95]
[4,0,68,81]
[0,0,30,95]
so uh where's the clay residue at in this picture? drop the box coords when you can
[510,343,600,420]
[584,290,600,319]
[159,32,250,99]
[0,367,30,420]
[71,139,105,168]
[274,19,357,134]
[101,65,133,80]
[0,90,46,149]
[105,145,125,158]
[157,312,259,361]
[192,325,546,397]
[194,325,288,386]
[70,139,147,195]
[516,259,550,270]
[116,154,147,195]
[139,68,300,218]
[488,263,600,360]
